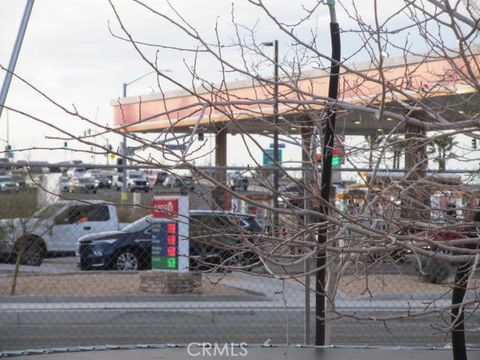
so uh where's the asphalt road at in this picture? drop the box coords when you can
[0,307,478,351]
[0,258,478,351]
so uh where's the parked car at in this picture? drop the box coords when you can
[147,171,168,188]
[77,210,264,271]
[114,172,149,192]
[69,177,98,194]
[11,174,27,190]
[164,174,195,190]
[85,169,101,178]
[0,175,19,193]
[59,176,71,192]
[0,200,121,265]
[66,167,86,178]
[227,172,249,191]
[88,172,112,189]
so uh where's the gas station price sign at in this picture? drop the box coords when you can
[151,196,189,272]
[151,222,178,270]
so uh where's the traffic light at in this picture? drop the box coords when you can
[315,149,341,166]
[116,158,124,173]
[332,148,341,167]
[5,145,13,157]
[198,131,204,142]
[472,139,477,150]
[64,142,68,149]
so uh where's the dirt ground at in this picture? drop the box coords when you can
[0,273,251,297]
[1,271,477,299]
[337,274,467,299]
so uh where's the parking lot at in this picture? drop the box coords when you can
[0,257,79,275]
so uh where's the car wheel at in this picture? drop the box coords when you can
[16,238,46,266]
[145,188,149,193]
[115,250,139,271]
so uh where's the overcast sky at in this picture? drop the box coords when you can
[0,0,468,172]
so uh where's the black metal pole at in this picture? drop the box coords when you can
[451,260,470,360]
[315,21,341,346]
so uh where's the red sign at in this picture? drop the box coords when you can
[152,198,179,218]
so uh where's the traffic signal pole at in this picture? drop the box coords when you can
[315,1,341,346]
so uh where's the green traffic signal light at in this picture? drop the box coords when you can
[332,156,341,167]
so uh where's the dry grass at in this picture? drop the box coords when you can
[0,273,250,297]
[337,274,474,299]
[1,272,477,299]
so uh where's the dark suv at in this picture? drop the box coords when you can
[77,210,264,271]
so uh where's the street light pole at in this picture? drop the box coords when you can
[120,69,170,201]
[0,0,34,121]
[121,82,128,201]
[263,40,279,235]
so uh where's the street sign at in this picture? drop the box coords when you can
[269,143,285,149]
[165,144,186,151]
[126,146,136,156]
[262,148,283,166]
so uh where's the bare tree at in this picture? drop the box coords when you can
[1,0,479,354]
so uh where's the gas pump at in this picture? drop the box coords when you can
[151,195,189,272]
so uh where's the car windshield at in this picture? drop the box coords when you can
[0,176,12,183]
[122,216,153,232]
[128,173,143,179]
[33,203,66,219]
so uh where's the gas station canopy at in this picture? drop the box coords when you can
[112,53,478,136]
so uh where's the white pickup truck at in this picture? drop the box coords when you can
[0,200,121,266]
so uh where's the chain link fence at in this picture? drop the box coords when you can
[0,164,478,352]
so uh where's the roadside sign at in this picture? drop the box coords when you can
[151,195,189,272]
[262,148,283,166]
[152,198,179,218]
[269,143,285,149]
